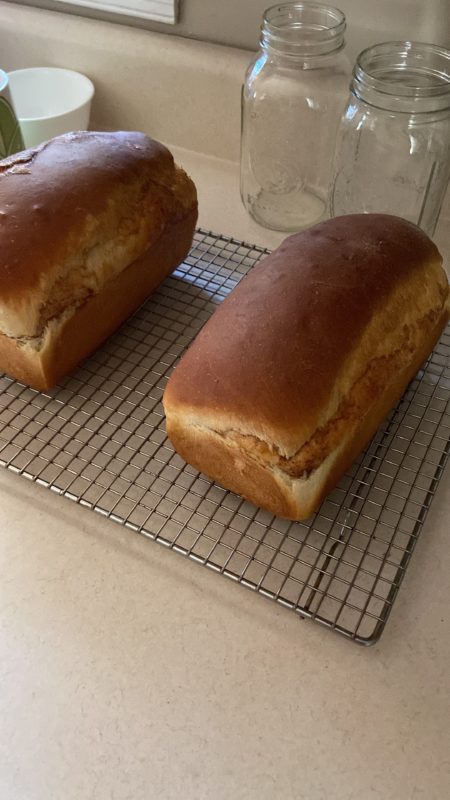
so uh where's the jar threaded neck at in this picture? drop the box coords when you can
[261,2,346,59]
[352,41,450,113]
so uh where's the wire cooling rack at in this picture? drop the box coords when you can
[0,229,448,644]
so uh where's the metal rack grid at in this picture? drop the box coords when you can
[0,228,448,644]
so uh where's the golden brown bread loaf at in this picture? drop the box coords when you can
[0,130,197,390]
[163,214,449,521]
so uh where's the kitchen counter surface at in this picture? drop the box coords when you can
[1,143,450,800]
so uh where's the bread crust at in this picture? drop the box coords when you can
[0,131,197,338]
[166,306,446,520]
[0,209,197,391]
[0,131,198,389]
[164,214,449,520]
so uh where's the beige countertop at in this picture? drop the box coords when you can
[0,145,449,800]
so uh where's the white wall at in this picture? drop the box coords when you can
[8,0,450,64]
[176,0,450,63]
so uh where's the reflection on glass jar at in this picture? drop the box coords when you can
[240,2,350,232]
[330,41,450,236]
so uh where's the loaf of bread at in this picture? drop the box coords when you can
[0,130,197,390]
[163,214,449,520]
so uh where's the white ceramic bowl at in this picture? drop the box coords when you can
[8,67,94,149]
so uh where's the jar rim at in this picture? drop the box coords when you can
[355,41,450,100]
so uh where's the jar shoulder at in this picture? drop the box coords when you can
[339,92,450,126]
[244,51,351,85]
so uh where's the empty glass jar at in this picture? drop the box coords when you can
[330,41,450,236]
[240,2,350,232]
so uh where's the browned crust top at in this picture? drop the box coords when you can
[165,214,446,449]
[0,131,179,301]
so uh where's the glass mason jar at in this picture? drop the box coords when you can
[330,42,450,236]
[240,2,350,232]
